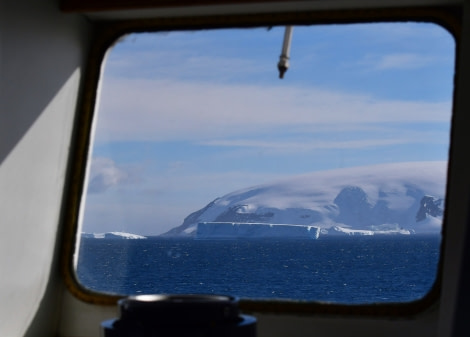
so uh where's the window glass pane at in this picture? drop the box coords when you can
[76,22,454,304]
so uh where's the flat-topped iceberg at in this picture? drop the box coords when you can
[196,222,320,239]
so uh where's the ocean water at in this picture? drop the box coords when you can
[76,235,441,304]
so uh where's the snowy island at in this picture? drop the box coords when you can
[162,162,446,239]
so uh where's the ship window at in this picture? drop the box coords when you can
[75,21,454,308]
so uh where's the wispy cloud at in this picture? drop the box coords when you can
[373,53,435,70]
[94,78,451,144]
[199,138,410,151]
[106,51,270,81]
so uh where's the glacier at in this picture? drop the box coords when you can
[196,222,320,239]
[161,161,446,238]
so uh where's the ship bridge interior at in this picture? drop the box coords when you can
[1,0,470,336]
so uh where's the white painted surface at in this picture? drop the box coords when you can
[0,1,89,336]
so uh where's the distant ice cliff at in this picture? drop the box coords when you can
[196,222,320,239]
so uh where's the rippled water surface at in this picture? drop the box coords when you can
[77,235,440,304]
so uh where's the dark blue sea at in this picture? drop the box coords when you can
[76,235,441,304]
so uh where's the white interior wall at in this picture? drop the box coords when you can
[0,1,90,336]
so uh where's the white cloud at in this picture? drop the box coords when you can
[351,21,452,42]
[199,137,418,152]
[87,157,129,193]
[106,51,270,81]
[94,77,451,144]
[374,53,435,70]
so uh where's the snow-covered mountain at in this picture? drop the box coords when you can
[162,162,446,238]
[81,232,147,239]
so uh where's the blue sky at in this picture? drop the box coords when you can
[80,22,455,235]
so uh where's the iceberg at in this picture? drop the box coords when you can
[325,225,412,236]
[327,226,374,236]
[81,232,147,239]
[195,222,320,240]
